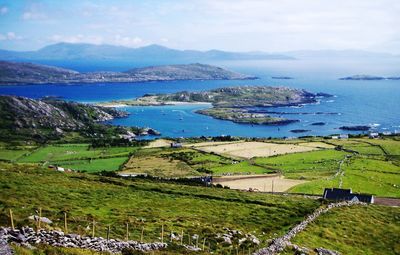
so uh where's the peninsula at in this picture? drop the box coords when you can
[0,61,256,85]
[0,95,159,141]
[100,86,332,125]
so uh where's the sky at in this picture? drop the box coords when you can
[0,0,399,53]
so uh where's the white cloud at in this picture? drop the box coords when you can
[0,6,8,15]
[21,3,48,20]
[4,0,400,53]
[49,34,104,45]
[113,35,144,47]
[0,32,23,41]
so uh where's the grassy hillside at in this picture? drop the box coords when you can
[290,205,400,255]
[0,162,320,254]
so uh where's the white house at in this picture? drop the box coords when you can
[369,132,379,139]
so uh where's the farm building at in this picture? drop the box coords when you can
[369,132,379,139]
[170,142,183,148]
[323,188,374,203]
[339,134,349,139]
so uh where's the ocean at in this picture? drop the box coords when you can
[1,58,399,138]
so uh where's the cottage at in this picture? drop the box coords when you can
[382,131,392,136]
[323,188,374,203]
[170,142,183,148]
[56,167,65,172]
[339,134,349,139]
[331,136,339,139]
[369,132,379,139]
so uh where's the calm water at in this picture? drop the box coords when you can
[1,59,399,138]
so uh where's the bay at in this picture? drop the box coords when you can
[1,58,399,138]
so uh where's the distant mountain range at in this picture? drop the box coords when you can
[0,61,256,85]
[0,43,293,62]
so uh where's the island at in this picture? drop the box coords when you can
[290,129,311,133]
[339,75,400,80]
[311,122,326,126]
[100,86,332,125]
[271,76,293,80]
[0,61,257,85]
[339,125,370,131]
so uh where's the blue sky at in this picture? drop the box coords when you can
[0,0,399,53]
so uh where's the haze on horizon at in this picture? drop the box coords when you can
[0,0,399,54]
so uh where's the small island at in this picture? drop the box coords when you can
[0,61,256,85]
[101,86,332,125]
[290,129,310,133]
[339,75,400,81]
[271,76,293,80]
[339,125,370,131]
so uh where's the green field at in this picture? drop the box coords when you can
[17,144,139,163]
[55,157,129,173]
[254,150,348,179]
[0,148,31,161]
[210,161,270,175]
[123,148,271,176]
[1,136,399,198]
[0,144,139,172]
[0,162,320,254]
[249,137,400,198]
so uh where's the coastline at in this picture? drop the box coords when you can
[97,100,212,108]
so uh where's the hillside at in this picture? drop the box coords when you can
[0,61,256,85]
[125,63,253,80]
[0,95,130,141]
[0,61,79,84]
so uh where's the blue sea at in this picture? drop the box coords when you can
[1,58,399,138]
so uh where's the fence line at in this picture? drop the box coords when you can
[2,207,267,254]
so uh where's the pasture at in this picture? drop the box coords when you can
[291,205,400,255]
[195,141,321,159]
[213,174,307,192]
[0,162,320,254]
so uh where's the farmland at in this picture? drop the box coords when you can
[1,162,399,255]
[0,135,399,197]
[1,144,139,173]
[213,175,306,192]
[191,141,322,159]
[0,136,399,254]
